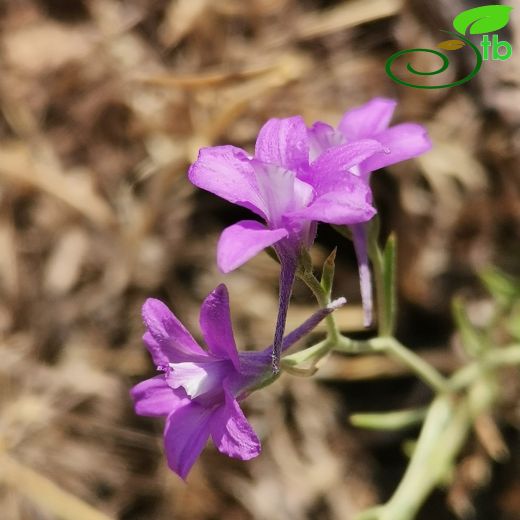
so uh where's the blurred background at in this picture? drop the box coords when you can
[0,0,519,519]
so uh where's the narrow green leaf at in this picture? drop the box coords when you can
[452,297,486,357]
[506,302,520,342]
[320,247,337,297]
[350,407,427,431]
[453,5,513,35]
[479,267,520,307]
[506,318,520,342]
[298,247,313,275]
[367,215,381,246]
[383,234,397,336]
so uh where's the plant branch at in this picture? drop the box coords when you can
[334,336,449,393]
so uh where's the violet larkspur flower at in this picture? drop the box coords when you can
[188,118,383,371]
[131,284,345,479]
[308,98,432,327]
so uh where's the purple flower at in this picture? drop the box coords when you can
[188,117,382,370]
[131,284,345,479]
[308,98,431,176]
[308,98,432,327]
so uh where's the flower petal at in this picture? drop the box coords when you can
[164,402,212,480]
[309,139,383,196]
[307,121,342,162]
[292,189,376,226]
[210,383,261,460]
[287,145,378,226]
[188,146,266,217]
[255,116,309,171]
[131,376,187,417]
[217,220,288,273]
[199,285,240,369]
[142,331,166,367]
[142,299,207,363]
[338,98,397,140]
[360,123,432,173]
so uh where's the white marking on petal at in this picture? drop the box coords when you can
[349,165,362,177]
[252,162,315,228]
[167,361,223,399]
[253,163,295,226]
[292,177,315,209]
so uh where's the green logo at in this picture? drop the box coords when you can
[386,5,513,89]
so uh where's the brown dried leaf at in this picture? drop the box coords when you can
[44,228,89,296]
[293,0,402,42]
[140,65,275,90]
[0,142,115,228]
[160,0,210,47]
[2,21,96,74]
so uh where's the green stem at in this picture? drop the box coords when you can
[334,336,448,393]
[380,338,448,393]
[281,335,373,371]
[281,339,330,369]
[333,335,376,354]
[298,270,339,343]
[373,395,471,520]
[350,407,428,431]
[279,270,343,372]
[450,344,520,391]
[488,344,520,365]
[369,240,388,335]
[368,234,400,338]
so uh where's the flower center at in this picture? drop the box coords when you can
[252,162,314,227]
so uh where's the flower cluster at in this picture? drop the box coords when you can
[189,97,430,365]
[131,98,430,479]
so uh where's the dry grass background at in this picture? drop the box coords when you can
[0,0,519,519]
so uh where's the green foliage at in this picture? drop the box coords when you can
[451,297,487,357]
[382,234,397,336]
[320,247,337,298]
[291,219,520,520]
[480,267,520,307]
[350,407,427,431]
[506,302,520,342]
[298,247,314,275]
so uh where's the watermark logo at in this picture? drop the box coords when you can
[386,5,513,89]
